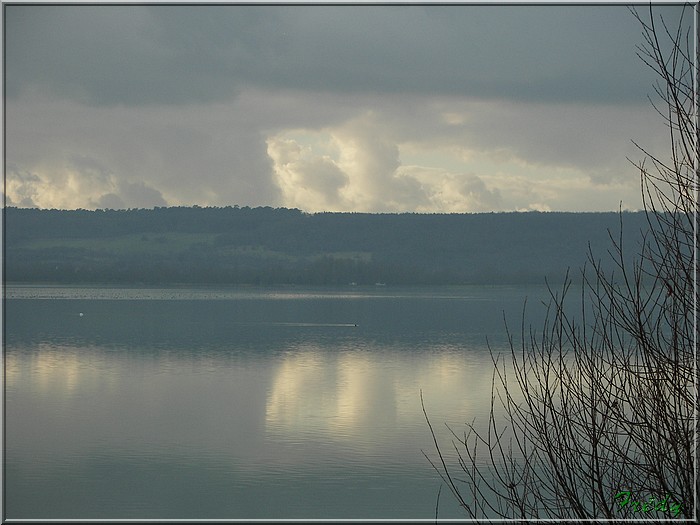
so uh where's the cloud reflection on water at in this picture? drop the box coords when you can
[265,343,498,455]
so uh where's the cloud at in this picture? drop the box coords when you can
[267,137,349,210]
[5,158,167,210]
[5,6,165,104]
[5,160,111,210]
[6,92,281,210]
[5,166,41,208]
[269,112,434,212]
[331,113,430,212]
[269,113,507,213]
[97,181,168,210]
[264,90,666,213]
[455,100,668,179]
[393,96,668,180]
[5,4,683,107]
[408,169,503,213]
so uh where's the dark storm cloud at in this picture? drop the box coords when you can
[5,4,682,107]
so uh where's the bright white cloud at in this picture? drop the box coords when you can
[330,112,430,212]
[267,137,348,211]
[269,112,432,213]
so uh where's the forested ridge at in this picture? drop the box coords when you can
[4,206,650,285]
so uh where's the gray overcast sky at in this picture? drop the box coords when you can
[4,3,691,212]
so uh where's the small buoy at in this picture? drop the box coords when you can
[79,312,84,317]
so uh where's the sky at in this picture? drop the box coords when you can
[3,2,692,213]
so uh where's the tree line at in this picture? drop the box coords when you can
[5,206,651,285]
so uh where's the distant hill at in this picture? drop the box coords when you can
[4,206,651,285]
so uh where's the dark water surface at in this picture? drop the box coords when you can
[5,284,552,519]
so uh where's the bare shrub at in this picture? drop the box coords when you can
[423,5,698,520]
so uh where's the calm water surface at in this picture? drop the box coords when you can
[5,284,552,519]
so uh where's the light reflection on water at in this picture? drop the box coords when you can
[5,285,549,519]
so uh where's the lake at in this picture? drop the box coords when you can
[4,284,555,520]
